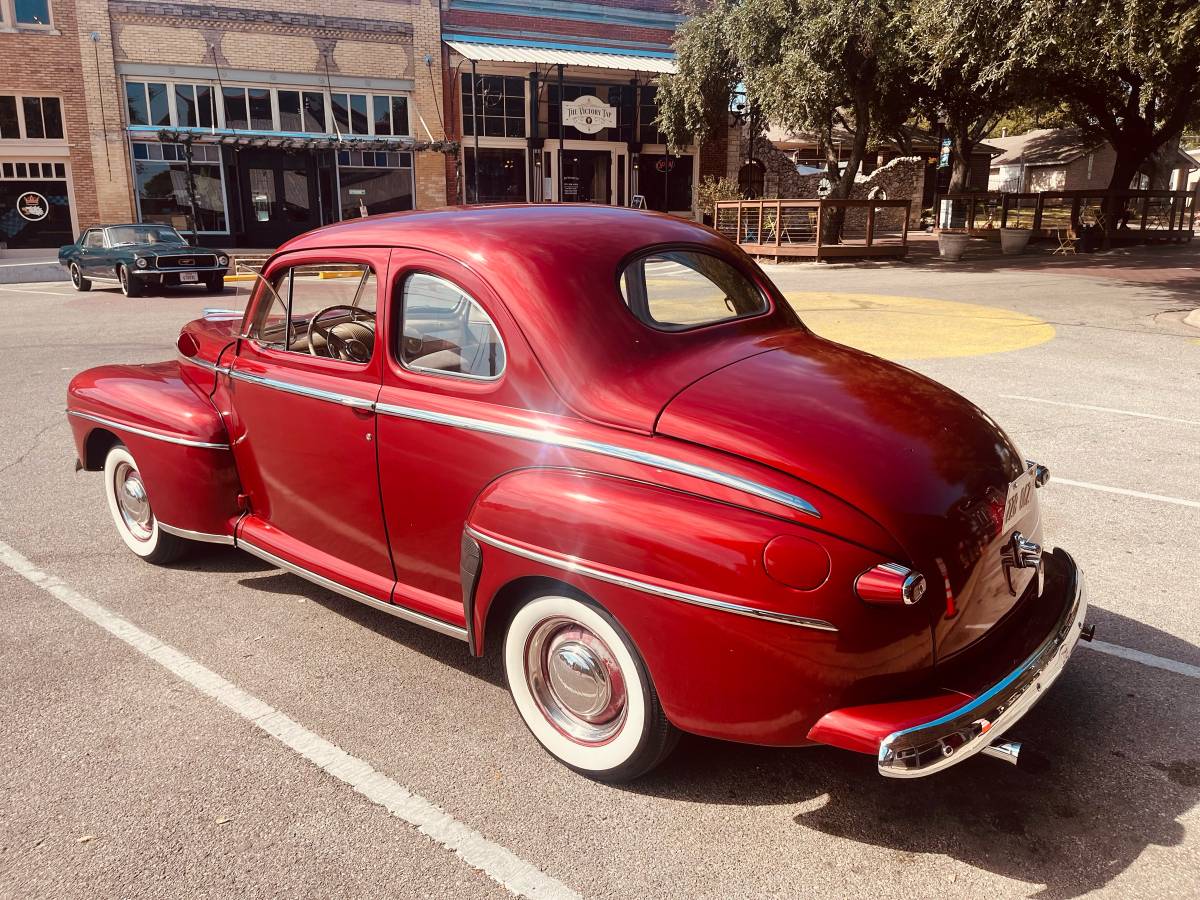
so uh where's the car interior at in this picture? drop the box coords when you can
[398,272,505,379]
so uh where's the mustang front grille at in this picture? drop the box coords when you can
[155,254,216,268]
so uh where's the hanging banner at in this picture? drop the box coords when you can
[562,95,616,134]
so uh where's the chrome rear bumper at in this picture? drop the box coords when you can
[877,548,1087,778]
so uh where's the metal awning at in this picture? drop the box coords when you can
[445,39,676,75]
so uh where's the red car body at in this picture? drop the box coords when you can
[67,206,1090,780]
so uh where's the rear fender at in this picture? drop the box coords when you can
[68,361,241,538]
[466,468,934,746]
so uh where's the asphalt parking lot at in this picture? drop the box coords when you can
[1,245,1198,899]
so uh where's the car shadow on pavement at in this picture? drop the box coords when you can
[623,606,1198,899]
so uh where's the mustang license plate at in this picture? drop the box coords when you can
[179,272,200,283]
[1002,464,1036,532]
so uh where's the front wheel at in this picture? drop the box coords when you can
[504,593,679,782]
[69,263,91,291]
[205,274,225,294]
[102,444,187,564]
[118,264,142,297]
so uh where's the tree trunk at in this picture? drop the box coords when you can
[947,132,975,194]
[819,93,871,245]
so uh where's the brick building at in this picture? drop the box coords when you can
[0,0,108,253]
[440,0,696,215]
[4,0,454,250]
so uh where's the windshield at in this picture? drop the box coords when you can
[107,225,186,246]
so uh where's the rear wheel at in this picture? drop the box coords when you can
[102,444,187,564]
[504,593,678,782]
[69,263,91,291]
[118,264,142,298]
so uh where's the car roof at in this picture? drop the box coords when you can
[277,205,800,432]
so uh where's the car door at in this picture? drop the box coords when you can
[222,248,395,599]
[373,250,563,627]
[79,228,107,275]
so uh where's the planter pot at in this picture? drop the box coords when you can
[938,232,970,261]
[1000,227,1033,255]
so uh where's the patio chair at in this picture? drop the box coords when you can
[1052,227,1078,255]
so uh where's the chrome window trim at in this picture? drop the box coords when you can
[397,271,507,383]
[68,410,231,450]
[216,368,821,519]
[467,527,837,633]
[377,401,821,519]
[238,538,469,642]
[158,522,234,545]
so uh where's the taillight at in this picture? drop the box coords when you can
[855,562,926,606]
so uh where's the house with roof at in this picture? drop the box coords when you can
[987,127,1197,193]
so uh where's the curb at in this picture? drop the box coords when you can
[0,261,68,284]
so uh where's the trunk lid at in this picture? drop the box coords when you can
[656,335,1040,661]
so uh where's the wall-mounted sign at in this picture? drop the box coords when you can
[939,136,951,169]
[816,177,833,198]
[17,191,49,222]
[562,95,616,135]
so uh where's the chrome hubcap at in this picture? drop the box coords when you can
[71,265,80,284]
[526,617,627,744]
[114,461,153,541]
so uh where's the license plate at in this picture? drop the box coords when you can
[1002,465,1036,532]
[179,272,199,283]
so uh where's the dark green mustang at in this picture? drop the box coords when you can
[59,224,230,297]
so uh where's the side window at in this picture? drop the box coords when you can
[252,263,377,363]
[398,273,505,380]
[83,230,104,248]
[619,250,768,331]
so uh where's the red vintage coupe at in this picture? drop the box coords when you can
[66,206,1092,782]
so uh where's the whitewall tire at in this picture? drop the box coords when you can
[504,593,678,782]
[102,444,186,565]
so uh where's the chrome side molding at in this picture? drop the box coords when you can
[158,522,234,545]
[467,527,838,633]
[238,537,469,642]
[68,410,231,451]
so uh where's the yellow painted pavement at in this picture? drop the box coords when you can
[785,291,1056,360]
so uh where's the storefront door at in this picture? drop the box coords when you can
[236,149,320,247]
[559,149,611,204]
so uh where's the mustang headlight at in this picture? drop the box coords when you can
[218,254,229,266]
[135,257,149,268]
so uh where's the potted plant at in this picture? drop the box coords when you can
[697,175,742,227]
[1000,226,1033,255]
[937,230,970,261]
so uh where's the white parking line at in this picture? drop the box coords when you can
[1051,477,1200,509]
[1085,640,1200,680]
[0,540,580,900]
[999,394,1200,427]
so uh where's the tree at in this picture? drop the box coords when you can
[908,0,1033,193]
[657,0,915,239]
[1010,0,1200,191]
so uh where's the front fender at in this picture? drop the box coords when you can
[466,468,934,746]
[67,361,241,538]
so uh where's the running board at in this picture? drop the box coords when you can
[238,538,469,642]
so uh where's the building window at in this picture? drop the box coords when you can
[462,75,525,138]
[222,87,249,130]
[0,96,20,139]
[0,160,65,179]
[248,88,272,131]
[372,95,409,136]
[638,154,693,212]
[14,0,52,26]
[0,94,63,139]
[331,93,370,135]
[336,150,414,218]
[464,148,527,204]
[131,141,227,233]
[638,86,669,145]
[126,82,170,127]
[173,84,216,129]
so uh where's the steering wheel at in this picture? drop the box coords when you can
[308,305,375,363]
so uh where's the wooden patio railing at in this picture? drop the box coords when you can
[714,198,911,261]
[936,189,1197,244]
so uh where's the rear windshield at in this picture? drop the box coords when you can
[619,249,768,331]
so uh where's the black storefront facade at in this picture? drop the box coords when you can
[446,41,696,217]
[121,70,443,248]
[0,92,76,252]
